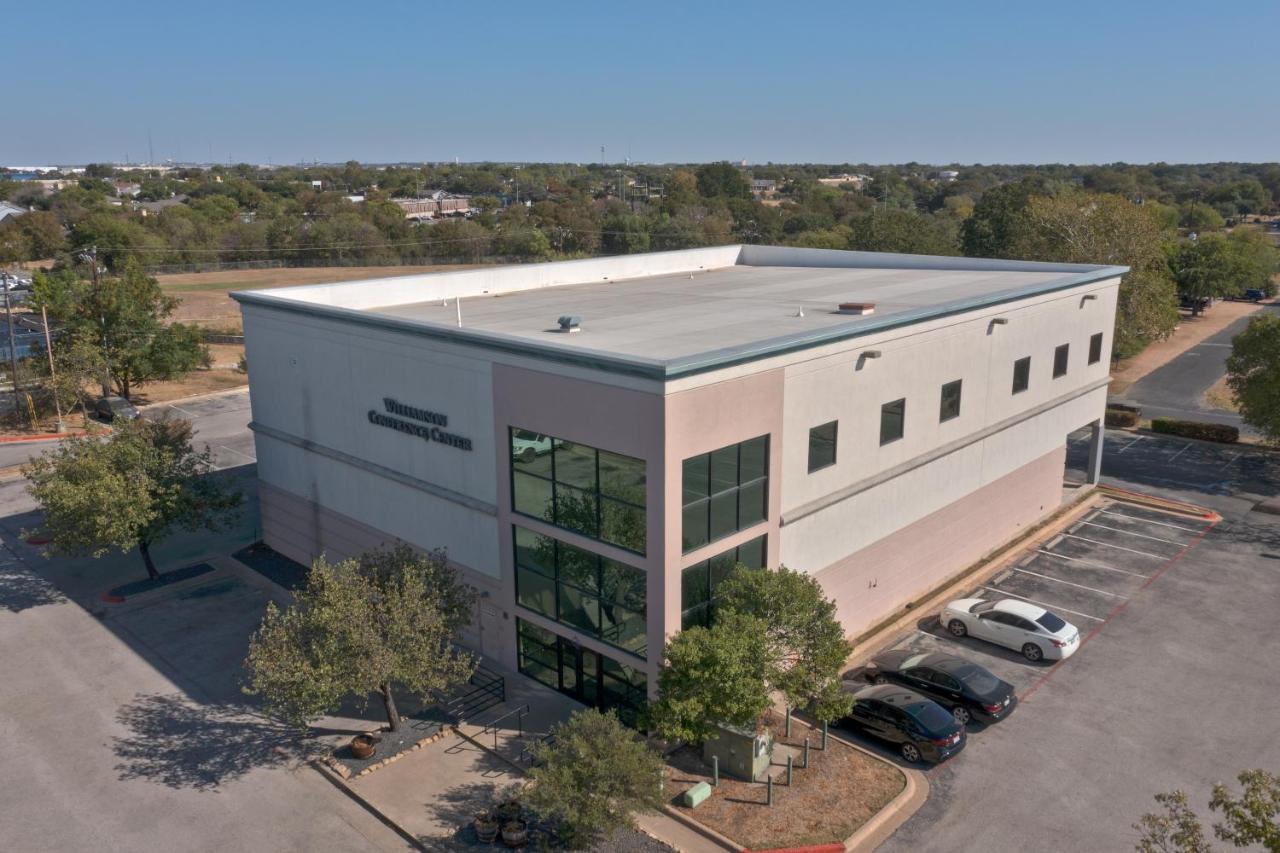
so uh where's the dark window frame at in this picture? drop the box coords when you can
[1088,332,1104,365]
[679,534,767,630]
[807,421,838,473]
[510,427,646,556]
[939,379,962,423]
[681,436,769,554]
[1053,343,1069,379]
[1012,356,1031,394]
[513,526,647,659]
[516,617,647,727]
[880,398,906,446]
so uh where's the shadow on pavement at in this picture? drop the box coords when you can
[0,553,66,612]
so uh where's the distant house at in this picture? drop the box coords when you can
[751,178,778,196]
[0,201,26,223]
[113,181,142,198]
[392,193,471,221]
[136,194,189,217]
[937,170,960,183]
[816,173,869,188]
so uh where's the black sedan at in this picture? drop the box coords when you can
[837,684,966,764]
[867,650,1016,726]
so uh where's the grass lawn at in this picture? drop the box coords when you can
[665,711,905,850]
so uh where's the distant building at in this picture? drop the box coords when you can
[113,181,142,198]
[937,170,960,183]
[751,179,778,196]
[0,201,26,222]
[392,193,471,221]
[344,194,366,204]
[817,173,869,189]
[136,194,189,217]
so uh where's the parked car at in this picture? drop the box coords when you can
[1244,288,1267,302]
[838,683,966,764]
[510,429,553,463]
[941,597,1080,662]
[94,395,139,422]
[866,650,1016,725]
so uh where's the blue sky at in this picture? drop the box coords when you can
[7,1,1278,165]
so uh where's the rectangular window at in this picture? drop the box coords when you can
[1088,332,1103,365]
[680,535,767,630]
[939,380,962,423]
[510,428,646,554]
[513,526,647,657]
[1053,344,1069,379]
[516,618,648,727]
[879,398,905,446]
[1012,356,1031,394]
[808,421,838,472]
[681,436,769,553]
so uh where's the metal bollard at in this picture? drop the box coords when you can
[712,755,719,787]
[803,737,810,768]
[785,707,791,738]
[787,754,793,786]
[822,721,828,750]
[767,776,773,806]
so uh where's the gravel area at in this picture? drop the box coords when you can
[420,823,675,851]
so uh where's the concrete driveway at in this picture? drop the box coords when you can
[875,433,1280,851]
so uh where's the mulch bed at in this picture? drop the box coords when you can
[233,542,308,591]
[665,711,905,850]
[107,563,215,598]
[328,710,454,778]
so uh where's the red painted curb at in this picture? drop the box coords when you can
[99,592,126,604]
[23,536,51,545]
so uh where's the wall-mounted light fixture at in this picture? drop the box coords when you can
[861,349,882,359]
[990,318,1009,325]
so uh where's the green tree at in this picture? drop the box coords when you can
[1227,313,1280,442]
[32,261,210,399]
[695,162,751,200]
[960,178,1055,258]
[23,417,242,580]
[522,708,665,848]
[243,545,477,731]
[1226,226,1279,296]
[1134,770,1280,852]
[1179,202,1226,232]
[716,565,853,722]
[648,611,771,744]
[1167,235,1238,313]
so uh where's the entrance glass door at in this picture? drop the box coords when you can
[516,618,647,726]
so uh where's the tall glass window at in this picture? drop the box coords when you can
[1012,356,1031,394]
[808,421,838,472]
[510,428,646,554]
[516,618,648,727]
[680,535,767,630]
[681,435,768,553]
[880,398,906,445]
[939,380,962,422]
[514,526,647,658]
[1088,332,1104,365]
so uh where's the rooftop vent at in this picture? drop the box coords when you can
[837,302,876,316]
[557,315,582,333]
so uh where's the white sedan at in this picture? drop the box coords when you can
[940,598,1080,662]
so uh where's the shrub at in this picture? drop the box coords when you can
[1106,408,1139,428]
[1150,417,1239,444]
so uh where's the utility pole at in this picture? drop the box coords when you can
[87,247,111,397]
[2,273,22,421]
[41,305,64,433]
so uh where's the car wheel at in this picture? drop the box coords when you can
[947,619,968,638]
[1022,643,1044,662]
[519,447,535,464]
[900,742,922,763]
[952,706,971,726]
[872,673,889,685]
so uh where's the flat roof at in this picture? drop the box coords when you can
[234,245,1126,380]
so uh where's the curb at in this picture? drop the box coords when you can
[138,384,248,410]
[310,759,427,851]
[658,805,743,851]
[842,763,927,852]
[1096,484,1220,520]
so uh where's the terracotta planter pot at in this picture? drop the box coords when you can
[350,734,378,760]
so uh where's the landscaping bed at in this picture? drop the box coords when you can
[325,711,453,779]
[664,711,905,850]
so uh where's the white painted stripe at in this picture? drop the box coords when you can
[1167,442,1193,463]
[1079,520,1187,547]
[1098,508,1203,533]
[1013,568,1128,598]
[217,444,256,462]
[1045,534,1065,549]
[1037,549,1151,579]
[1117,436,1144,454]
[981,587,1104,622]
[1220,451,1243,469]
[1062,533,1168,559]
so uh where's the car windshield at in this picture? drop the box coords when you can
[953,664,1001,695]
[971,600,996,614]
[1036,612,1067,633]
[905,702,955,735]
[513,430,540,441]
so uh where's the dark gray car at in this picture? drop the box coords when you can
[94,395,139,422]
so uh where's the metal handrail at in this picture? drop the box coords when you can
[476,703,531,750]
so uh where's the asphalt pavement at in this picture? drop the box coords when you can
[1111,303,1280,436]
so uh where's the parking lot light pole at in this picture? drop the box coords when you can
[2,273,21,421]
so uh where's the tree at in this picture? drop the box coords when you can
[695,162,751,200]
[1167,235,1238,313]
[648,611,771,745]
[1134,770,1280,852]
[1226,313,1280,443]
[960,177,1058,259]
[1226,226,1279,296]
[522,708,664,848]
[715,565,853,722]
[1179,202,1225,232]
[31,261,210,399]
[23,417,242,580]
[243,545,477,731]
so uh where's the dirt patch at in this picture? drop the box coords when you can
[127,367,246,406]
[1110,300,1266,395]
[664,712,904,850]
[1203,375,1239,413]
[159,264,482,332]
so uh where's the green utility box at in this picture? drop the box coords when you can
[702,723,774,782]
[681,782,712,808]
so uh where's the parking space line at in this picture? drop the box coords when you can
[980,586,1104,621]
[1166,442,1193,463]
[1116,436,1144,454]
[1220,451,1243,469]
[1097,508,1204,533]
[1013,568,1127,598]
[1037,549,1150,579]
[1062,533,1168,559]
[1078,520,1188,546]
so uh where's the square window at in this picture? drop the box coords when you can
[682,500,709,552]
[1012,356,1031,394]
[736,535,766,569]
[708,491,738,542]
[737,479,767,528]
[516,565,556,618]
[599,450,645,506]
[554,483,599,538]
[511,428,554,477]
[939,380,962,423]
[682,455,709,503]
[1053,344,1069,379]
[1089,332,1103,365]
[512,471,554,523]
[554,440,597,490]
[600,497,645,553]
[808,421,838,472]
[513,527,554,576]
[681,561,709,612]
[739,436,768,483]
[709,446,739,493]
[880,398,906,445]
